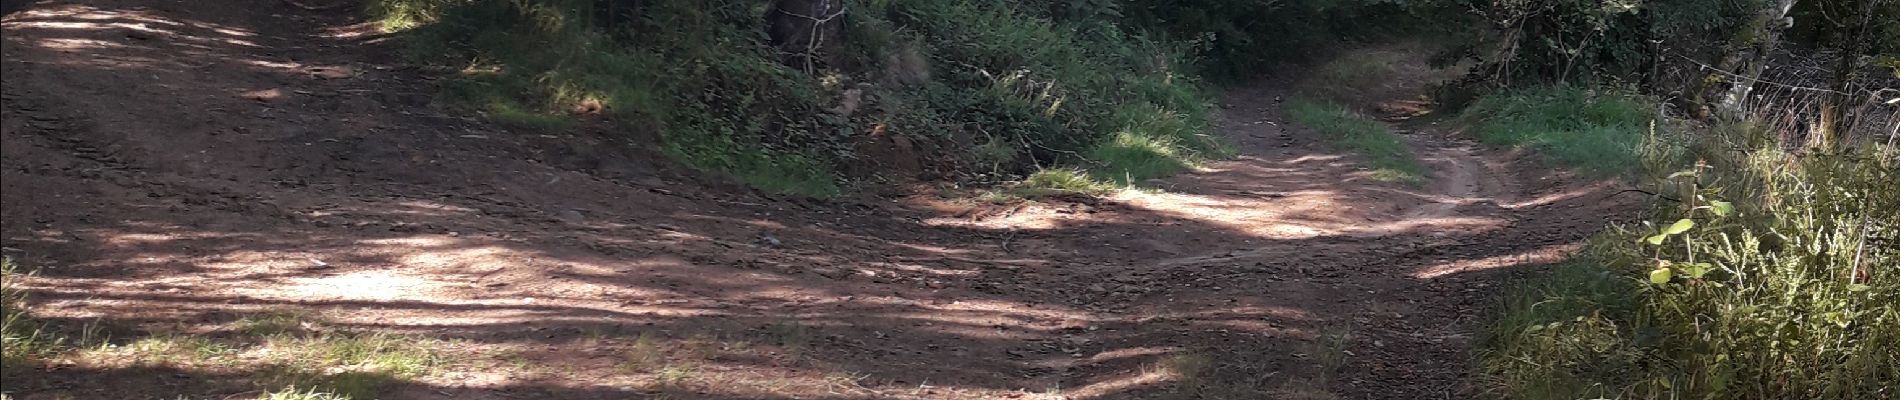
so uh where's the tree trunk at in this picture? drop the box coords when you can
[1811,0,1884,150]
[1701,0,1800,121]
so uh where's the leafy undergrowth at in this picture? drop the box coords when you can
[1460,86,1654,176]
[1477,123,1900,399]
[1286,98,1424,184]
[372,0,1229,197]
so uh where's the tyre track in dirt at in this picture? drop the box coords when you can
[1009,81,1643,398]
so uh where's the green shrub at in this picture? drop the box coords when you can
[1287,97,1424,184]
[1478,127,1900,399]
[373,0,1228,195]
[1461,86,1653,176]
[892,0,1225,178]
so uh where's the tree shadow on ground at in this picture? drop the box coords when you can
[0,0,1644,398]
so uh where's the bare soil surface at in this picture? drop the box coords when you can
[2,1,1639,399]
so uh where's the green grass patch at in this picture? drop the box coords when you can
[6,287,448,400]
[233,311,311,337]
[269,332,442,378]
[1088,132,1192,184]
[2,258,62,368]
[61,328,445,399]
[1476,261,1646,399]
[1017,168,1115,196]
[1286,98,1424,184]
[1085,103,1229,185]
[955,168,1116,204]
[1476,126,1900,399]
[258,387,354,400]
[1461,85,1653,176]
[263,332,442,398]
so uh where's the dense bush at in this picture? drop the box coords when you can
[1423,0,1772,87]
[371,0,1231,195]
[887,0,1229,183]
[1429,0,1898,121]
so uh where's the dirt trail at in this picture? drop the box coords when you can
[2,1,1637,399]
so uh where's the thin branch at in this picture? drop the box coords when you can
[1611,188,1684,203]
[776,2,847,23]
[1675,53,1851,95]
[280,0,348,11]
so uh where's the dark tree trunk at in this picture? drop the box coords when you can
[1699,0,1801,121]
[1812,0,1885,150]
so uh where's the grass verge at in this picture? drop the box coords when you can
[1,271,448,400]
[2,258,64,368]
[1286,98,1424,184]
[1460,85,1653,176]
[1476,122,1900,399]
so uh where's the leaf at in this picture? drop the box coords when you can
[1649,268,1673,284]
[1682,262,1714,279]
[1645,233,1669,245]
[1662,219,1696,235]
[1847,284,1872,292]
[1709,200,1734,217]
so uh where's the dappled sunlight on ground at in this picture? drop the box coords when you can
[254,269,454,301]
[1063,363,1182,399]
[0,3,1644,398]
[1409,242,1586,279]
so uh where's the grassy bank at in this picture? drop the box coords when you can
[1460,86,1654,176]
[1474,113,1900,398]
[1286,98,1424,184]
[372,0,1229,196]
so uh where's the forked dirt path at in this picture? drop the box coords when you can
[2,1,1637,399]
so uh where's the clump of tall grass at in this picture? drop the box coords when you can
[1477,121,1900,399]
